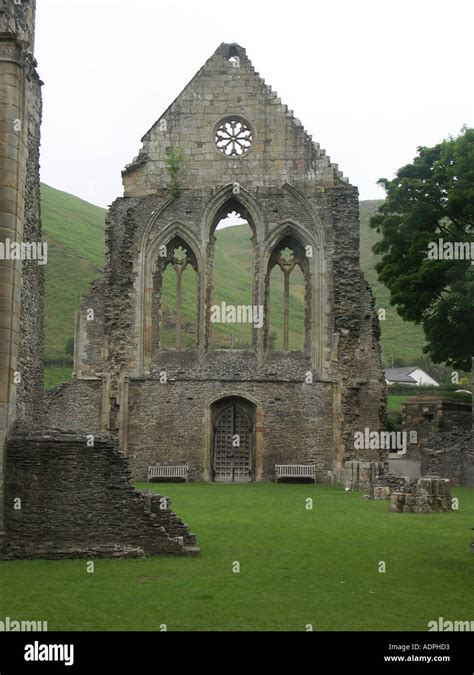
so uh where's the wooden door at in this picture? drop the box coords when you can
[213,404,253,482]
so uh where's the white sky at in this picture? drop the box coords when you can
[36,0,474,207]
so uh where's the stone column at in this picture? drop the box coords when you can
[0,0,37,536]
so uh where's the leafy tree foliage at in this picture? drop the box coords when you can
[370,128,474,370]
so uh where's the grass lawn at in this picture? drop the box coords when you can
[44,366,74,390]
[0,483,473,631]
[387,395,407,413]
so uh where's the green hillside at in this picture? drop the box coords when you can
[42,183,105,363]
[41,185,426,387]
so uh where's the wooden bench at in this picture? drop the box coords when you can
[275,464,316,483]
[147,465,189,482]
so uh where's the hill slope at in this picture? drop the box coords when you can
[42,183,106,362]
[41,185,426,373]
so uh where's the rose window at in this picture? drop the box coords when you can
[215,118,253,156]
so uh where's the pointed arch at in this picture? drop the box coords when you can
[200,183,267,244]
[201,186,264,353]
[262,219,319,266]
[147,222,202,272]
[138,224,203,370]
[261,219,327,372]
[153,234,199,351]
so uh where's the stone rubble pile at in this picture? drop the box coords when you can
[389,476,452,513]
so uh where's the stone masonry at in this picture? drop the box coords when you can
[2,430,198,559]
[50,42,386,484]
[344,460,388,491]
[389,477,453,514]
[0,1,199,559]
[403,398,471,460]
[0,0,43,542]
[421,429,473,486]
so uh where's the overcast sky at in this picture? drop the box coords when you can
[36,0,474,207]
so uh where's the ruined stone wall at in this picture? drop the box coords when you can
[344,460,388,491]
[437,402,472,431]
[123,43,346,197]
[82,185,338,375]
[402,398,471,458]
[74,279,105,377]
[81,187,381,372]
[16,48,43,426]
[0,0,43,534]
[71,41,386,483]
[350,278,387,454]
[389,476,453,513]
[103,199,140,376]
[0,2,202,560]
[45,379,102,432]
[0,2,44,422]
[0,0,36,45]
[127,376,334,482]
[327,189,385,469]
[421,429,473,486]
[3,430,199,559]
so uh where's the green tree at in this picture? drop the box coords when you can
[370,128,474,370]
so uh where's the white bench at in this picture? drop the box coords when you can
[147,465,189,482]
[275,464,316,482]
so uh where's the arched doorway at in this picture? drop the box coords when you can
[211,398,255,482]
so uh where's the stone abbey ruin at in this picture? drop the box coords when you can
[45,41,387,485]
[21,1,474,560]
[0,1,471,565]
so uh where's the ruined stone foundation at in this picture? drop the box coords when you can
[389,477,453,514]
[1,430,199,559]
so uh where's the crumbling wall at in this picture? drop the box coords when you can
[344,460,388,491]
[74,279,105,377]
[16,49,44,427]
[389,476,453,513]
[45,379,102,431]
[2,430,199,559]
[69,41,386,484]
[122,43,346,196]
[421,429,473,486]
[402,398,471,459]
[127,376,335,482]
[325,188,385,471]
[0,0,43,535]
[142,491,198,547]
[0,0,44,427]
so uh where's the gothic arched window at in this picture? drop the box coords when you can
[266,234,310,352]
[207,198,257,352]
[152,236,199,352]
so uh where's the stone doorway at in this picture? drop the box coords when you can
[212,398,255,482]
